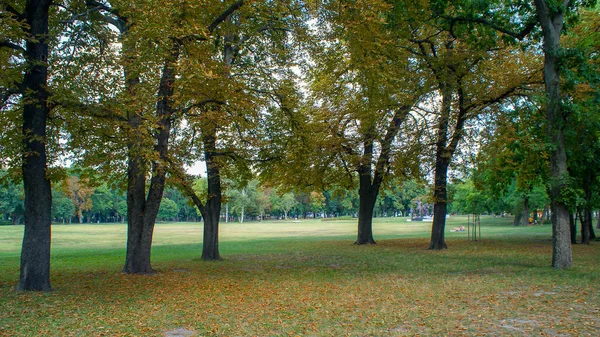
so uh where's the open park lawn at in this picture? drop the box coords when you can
[1,216,599,336]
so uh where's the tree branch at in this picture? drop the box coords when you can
[373,105,413,187]
[0,40,25,52]
[208,0,244,33]
[444,15,537,40]
[2,3,24,21]
[167,158,207,217]
[83,0,125,31]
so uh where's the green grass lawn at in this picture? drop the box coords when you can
[1,216,599,336]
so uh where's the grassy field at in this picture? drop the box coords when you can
[1,216,599,336]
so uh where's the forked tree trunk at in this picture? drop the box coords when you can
[124,154,155,274]
[123,48,177,274]
[18,0,53,292]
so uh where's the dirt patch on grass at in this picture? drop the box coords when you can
[164,328,194,337]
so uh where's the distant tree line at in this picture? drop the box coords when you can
[8,169,598,229]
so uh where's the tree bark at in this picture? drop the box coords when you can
[534,0,573,268]
[18,0,53,292]
[356,169,377,245]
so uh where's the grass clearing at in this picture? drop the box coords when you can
[1,216,599,336]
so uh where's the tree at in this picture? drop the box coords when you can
[0,173,24,224]
[474,100,550,225]
[229,182,255,223]
[533,0,579,268]
[392,1,542,249]
[62,0,223,272]
[562,8,600,244]
[439,0,592,264]
[271,192,298,220]
[65,176,94,223]
[309,191,326,218]
[171,0,306,260]
[157,198,178,221]
[277,0,426,244]
[1,0,54,291]
[52,189,75,224]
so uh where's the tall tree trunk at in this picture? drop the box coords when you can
[430,159,449,250]
[513,212,522,226]
[534,0,573,268]
[569,212,577,244]
[581,172,592,244]
[581,208,590,244]
[18,0,53,292]
[123,48,178,274]
[355,148,378,245]
[201,126,222,261]
[356,173,378,244]
[429,83,454,251]
[522,197,530,226]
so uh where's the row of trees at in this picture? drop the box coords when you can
[1,0,598,291]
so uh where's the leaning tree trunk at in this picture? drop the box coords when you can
[18,0,53,292]
[534,0,573,268]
